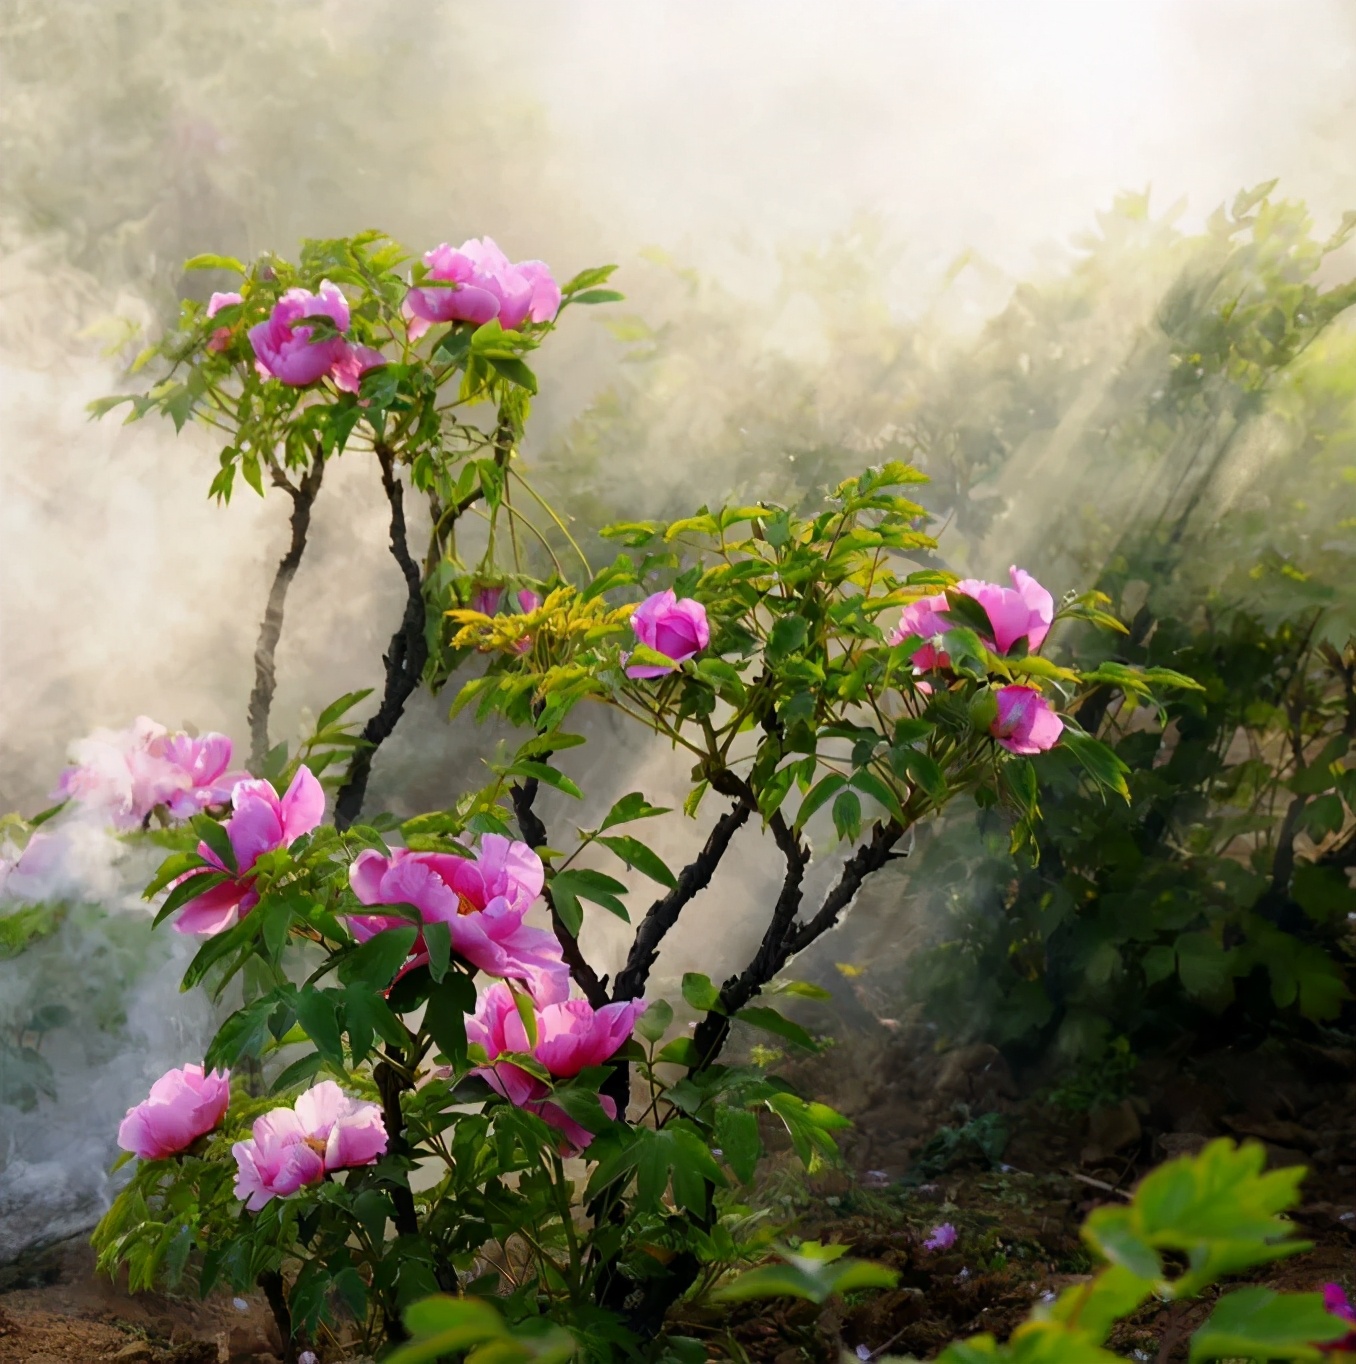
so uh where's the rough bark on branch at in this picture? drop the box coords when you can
[510,776,611,1009]
[334,446,428,829]
[246,459,324,772]
[610,794,755,1003]
[691,818,904,1069]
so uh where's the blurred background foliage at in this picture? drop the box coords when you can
[529,185,1356,1073]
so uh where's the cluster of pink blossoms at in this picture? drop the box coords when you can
[404,237,561,338]
[245,281,385,392]
[889,566,1065,755]
[116,1067,386,1211]
[347,834,643,1151]
[54,717,249,830]
[230,236,562,393]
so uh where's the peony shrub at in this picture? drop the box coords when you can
[81,231,1200,1359]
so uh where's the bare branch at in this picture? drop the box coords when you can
[510,776,611,1009]
[610,794,755,1003]
[334,445,428,829]
[247,457,324,771]
[691,818,905,1070]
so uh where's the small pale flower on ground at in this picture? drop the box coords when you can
[923,1221,958,1251]
[1321,1284,1356,1353]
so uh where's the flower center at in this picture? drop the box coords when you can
[456,893,480,917]
[303,1136,327,1156]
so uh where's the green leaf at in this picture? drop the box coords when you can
[599,791,670,831]
[682,972,723,1012]
[152,870,230,927]
[339,926,419,992]
[596,834,676,887]
[423,921,451,983]
[795,773,847,829]
[767,616,810,663]
[510,983,539,1050]
[183,253,246,272]
[269,1051,324,1094]
[715,1251,897,1304]
[1189,1288,1344,1362]
[505,760,583,799]
[832,790,862,842]
[551,868,630,921]
[295,989,344,1067]
[568,288,624,305]
[890,746,947,803]
[735,1005,821,1052]
[486,355,538,393]
[551,881,583,937]
[315,688,373,731]
[1061,730,1131,799]
[714,1106,762,1183]
[634,999,673,1044]
[765,1093,849,1173]
[562,264,619,293]
[425,972,476,1068]
[849,768,907,824]
[191,815,237,873]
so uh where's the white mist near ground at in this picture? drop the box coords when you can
[2,0,1355,1256]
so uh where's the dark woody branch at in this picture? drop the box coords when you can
[510,776,611,1009]
[246,455,325,772]
[610,792,755,1003]
[334,444,428,829]
[691,817,905,1070]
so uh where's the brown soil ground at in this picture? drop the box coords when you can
[2,1023,1353,1362]
[669,1018,1356,1360]
[0,1238,282,1363]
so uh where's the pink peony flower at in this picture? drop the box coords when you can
[54,718,247,830]
[625,590,710,678]
[329,343,388,395]
[159,732,251,819]
[249,280,350,386]
[889,567,1053,670]
[887,591,952,672]
[117,1063,231,1160]
[923,1222,957,1252]
[348,835,568,1003]
[206,291,243,352]
[0,830,62,900]
[990,685,1064,755]
[231,1080,386,1211]
[467,982,646,1150]
[952,566,1054,655]
[171,766,325,936]
[403,237,561,340]
[231,1109,325,1210]
[1321,1285,1356,1353]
